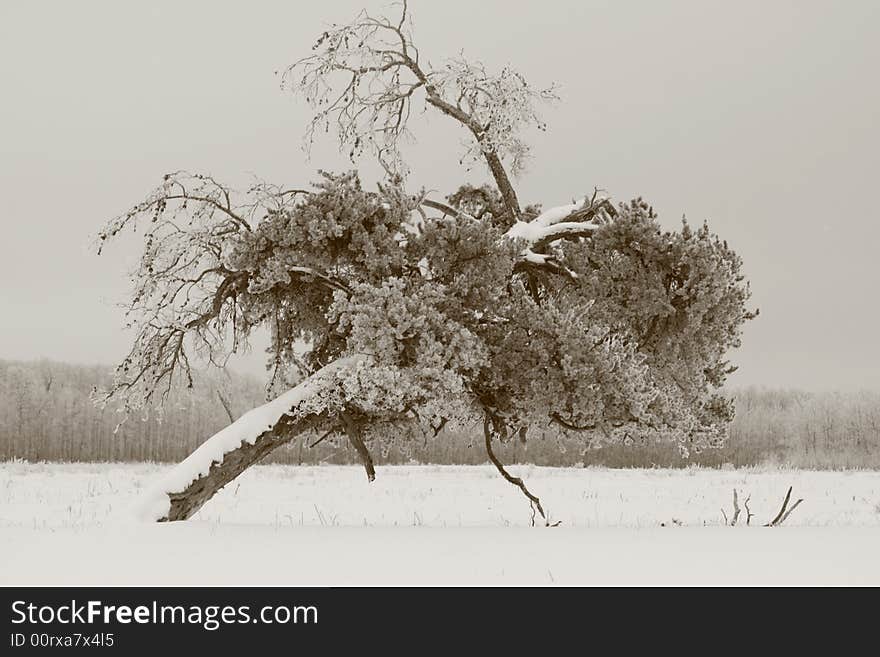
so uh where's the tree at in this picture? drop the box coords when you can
[98,2,755,523]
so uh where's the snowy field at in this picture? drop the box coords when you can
[2,461,879,585]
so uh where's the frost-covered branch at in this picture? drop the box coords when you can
[96,172,357,416]
[283,1,557,223]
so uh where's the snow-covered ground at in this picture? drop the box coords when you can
[2,461,879,585]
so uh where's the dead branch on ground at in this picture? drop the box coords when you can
[765,486,803,527]
[721,487,803,527]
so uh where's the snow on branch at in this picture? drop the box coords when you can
[505,190,618,278]
[506,191,616,247]
[132,356,364,521]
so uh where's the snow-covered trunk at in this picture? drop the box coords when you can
[135,357,360,522]
[160,413,324,521]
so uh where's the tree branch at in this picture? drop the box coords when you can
[765,486,804,527]
[215,389,235,424]
[341,410,376,482]
[420,198,471,220]
[282,4,560,223]
[483,414,547,526]
[730,489,741,526]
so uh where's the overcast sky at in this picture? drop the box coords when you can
[1,0,878,391]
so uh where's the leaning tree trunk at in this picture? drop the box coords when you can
[136,357,360,522]
[161,412,326,521]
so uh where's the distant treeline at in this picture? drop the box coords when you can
[1,359,879,469]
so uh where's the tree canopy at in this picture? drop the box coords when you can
[98,2,755,522]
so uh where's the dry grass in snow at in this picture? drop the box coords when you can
[1,461,879,585]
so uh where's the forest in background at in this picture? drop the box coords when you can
[1,358,879,469]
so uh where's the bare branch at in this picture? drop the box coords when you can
[550,412,599,432]
[215,389,235,424]
[766,486,793,526]
[778,499,804,526]
[765,486,804,527]
[483,414,547,526]
[309,425,342,449]
[420,198,472,220]
[282,4,558,223]
[730,489,741,526]
[341,411,376,482]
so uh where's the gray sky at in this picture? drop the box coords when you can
[1,0,878,390]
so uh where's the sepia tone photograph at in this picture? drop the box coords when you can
[1,0,879,593]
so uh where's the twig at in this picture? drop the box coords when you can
[215,389,235,424]
[308,426,340,449]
